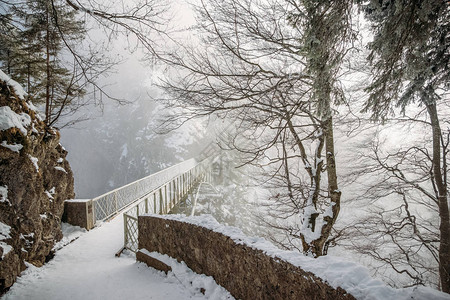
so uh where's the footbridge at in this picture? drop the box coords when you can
[63,144,221,253]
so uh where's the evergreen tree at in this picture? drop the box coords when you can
[0,8,23,76]
[0,0,87,126]
[361,0,450,293]
[1,0,167,127]
[6,3,46,99]
[287,0,354,257]
[26,0,85,125]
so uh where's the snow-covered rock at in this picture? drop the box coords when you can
[0,70,75,293]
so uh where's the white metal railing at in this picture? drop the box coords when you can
[120,156,214,253]
[91,159,198,223]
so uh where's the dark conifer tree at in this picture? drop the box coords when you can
[362,0,450,292]
[1,0,167,127]
[0,0,87,125]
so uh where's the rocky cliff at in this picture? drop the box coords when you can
[0,71,75,294]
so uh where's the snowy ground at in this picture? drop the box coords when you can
[146,214,450,300]
[1,214,233,300]
[2,210,449,300]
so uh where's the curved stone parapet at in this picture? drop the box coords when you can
[137,214,355,300]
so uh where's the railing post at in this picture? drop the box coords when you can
[167,181,171,209]
[164,185,168,213]
[92,201,97,225]
[154,193,157,214]
[181,174,184,199]
[159,188,163,214]
[172,177,179,206]
[124,214,128,248]
[178,176,181,202]
[175,178,178,207]
[114,191,118,214]
[145,197,148,214]
[174,178,177,207]
[171,180,175,208]
[178,176,181,204]
[187,173,189,192]
[181,174,184,203]
[179,176,181,204]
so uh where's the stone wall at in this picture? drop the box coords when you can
[138,215,355,300]
[62,199,94,230]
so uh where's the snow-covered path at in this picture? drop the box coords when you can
[3,211,449,300]
[2,214,232,300]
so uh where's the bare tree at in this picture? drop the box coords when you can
[338,120,447,288]
[158,0,355,257]
[359,0,450,292]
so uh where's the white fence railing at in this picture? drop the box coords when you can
[120,157,214,253]
[91,159,198,223]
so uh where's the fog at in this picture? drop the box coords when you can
[53,0,447,291]
[59,49,209,198]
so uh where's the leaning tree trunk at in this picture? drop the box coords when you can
[295,116,341,257]
[427,101,450,293]
[309,117,341,256]
[286,114,327,257]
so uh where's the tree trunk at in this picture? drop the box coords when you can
[286,115,327,257]
[7,49,11,74]
[298,117,341,257]
[45,3,51,126]
[427,101,450,293]
[312,117,341,256]
[27,63,31,95]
